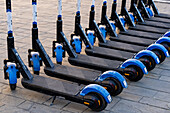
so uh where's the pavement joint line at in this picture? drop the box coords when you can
[61,101,72,110]
[153,96,170,104]
[144,75,169,82]
[123,91,151,98]
[138,96,144,103]
[116,96,142,103]
[158,67,170,71]
[130,84,170,94]
[17,100,27,108]
[0,104,5,108]
[139,98,170,110]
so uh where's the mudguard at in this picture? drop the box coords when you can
[30,52,41,71]
[97,71,127,88]
[6,63,18,84]
[146,7,153,17]
[156,37,170,44]
[134,50,160,64]
[120,59,148,74]
[80,84,112,103]
[163,31,170,37]
[147,44,169,57]
[54,44,64,63]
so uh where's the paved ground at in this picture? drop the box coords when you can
[0,0,170,113]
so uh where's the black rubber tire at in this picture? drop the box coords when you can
[139,56,156,71]
[152,49,166,64]
[10,84,16,90]
[124,65,144,82]
[161,42,170,53]
[84,93,107,112]
[102,78,123,96]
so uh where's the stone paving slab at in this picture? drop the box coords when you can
[0,0,170,113]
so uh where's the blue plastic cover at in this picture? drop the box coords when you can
[99,26,107,39]
[72,38,82,53]
[120,18,126,27]
[110,23,116,31]
[30,52,41,71]
[129,14,135,23]
[163,31,170,37]
[80,84,112,103]
[54,44,64,63]
[146,7,153,17]
[134,50,160,64]
[6,63,18,84]
[147,44,169,57]
[87,32,95,46]
[97,71,128,88]
[120,59,148,74]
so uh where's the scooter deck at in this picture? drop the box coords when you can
[129,24,168,34]
[120,29,162,40]
[99,40,144,53]
[138,21,170,29]
[22,75,82,96]
[85,46,133,61]
[155,13,170,19]
[44,64,101,84]
[146,17,170,23]
[109,34,155,46]
[68,54,121,72]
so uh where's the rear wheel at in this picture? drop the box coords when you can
[33,71,40,75]
[139,56,156,71]
[102,78,123,96]
[152,49,166,64]
[10,84,16,90]
[124,65,144,82]
[161,42,170,53]
[84,93,107,112]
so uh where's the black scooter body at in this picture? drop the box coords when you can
[68,54,121,73]
[135,0,170,28]
[141,0,170,19]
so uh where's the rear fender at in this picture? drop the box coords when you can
[147,44,169,57]
[97,71,127,88]
[134,50,160,64]
[120,59,148,74]
[80,84,112,103]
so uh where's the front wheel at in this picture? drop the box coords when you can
[10,84,16,90]
[139,56,156,71]
[84,93,107,112]
[124,65,144,82]
[102,78,123,96]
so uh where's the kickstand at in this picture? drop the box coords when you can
[50,96,56,106]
